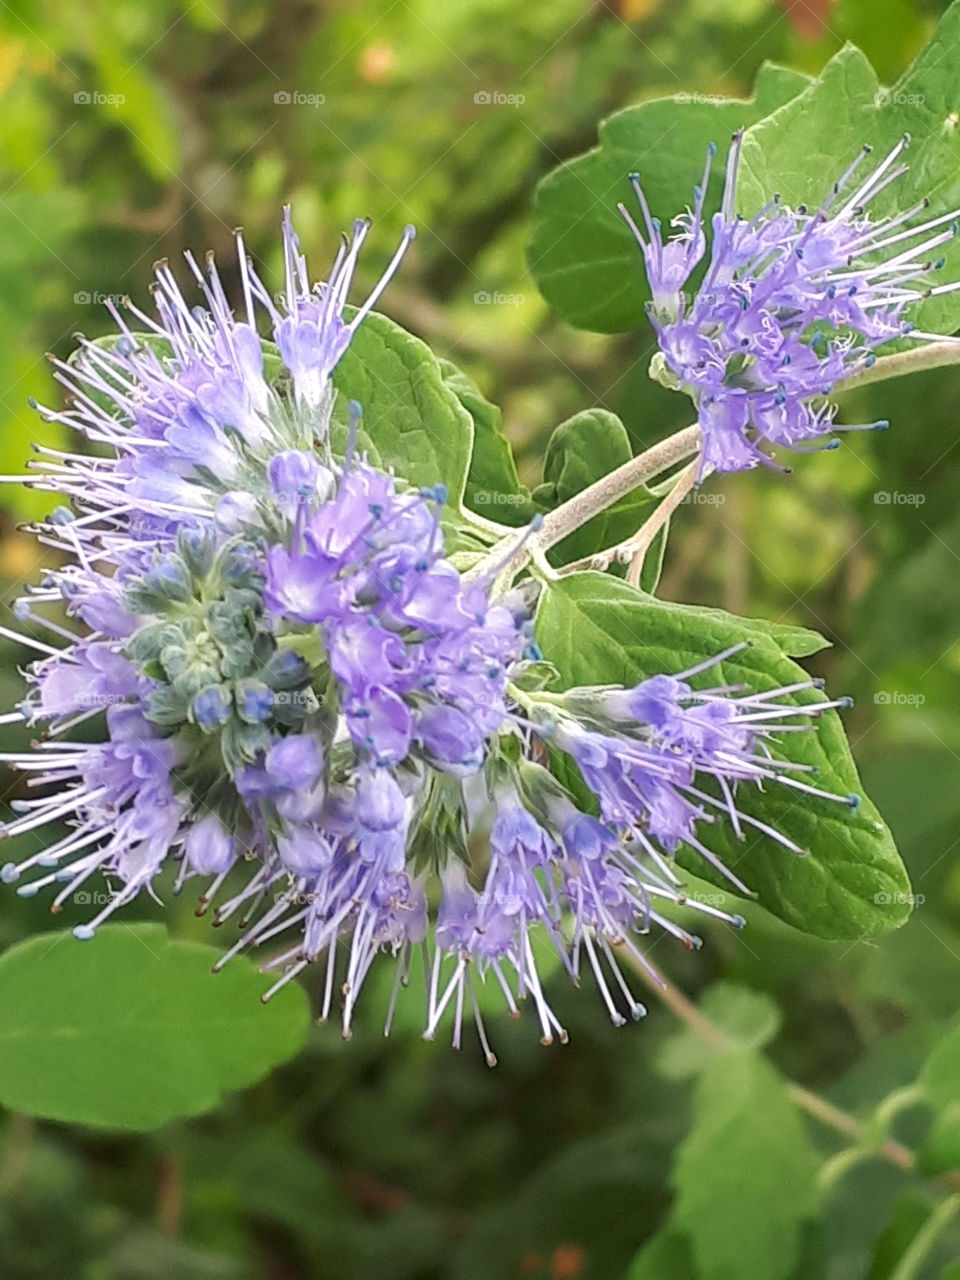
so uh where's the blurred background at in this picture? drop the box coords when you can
[1,0,960,1276]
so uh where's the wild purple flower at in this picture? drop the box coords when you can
[622,132,960,474]
[0,208,862,1060]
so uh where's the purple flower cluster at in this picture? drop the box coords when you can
[0,210,859,1059]
[623,133,960,474]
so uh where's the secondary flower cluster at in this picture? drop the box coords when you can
[623,133,960,474]
[0,211,857,1058]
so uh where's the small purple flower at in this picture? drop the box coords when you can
[354,767,406,832]
[267,209,415,409]
[192,684,233,730]
[184,813,236,877]
[265,734,324,791]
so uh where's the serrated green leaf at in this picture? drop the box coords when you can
[672,1050,819,1280]
[535,572,909,940]
[528,62,811,333]
[737,46,881,212]
[538,409,636,505]
[331,310,474,503]
[0,924,310,1130]
[655,981,782,1080]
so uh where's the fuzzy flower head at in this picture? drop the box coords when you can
[1,208,862,1060]
[623,132,960,475]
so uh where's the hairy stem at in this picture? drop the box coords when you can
[836,340,960,393]
[465,423,701,582]
[558,458,699,579]
[533,424,702,556]
[626,459,699,586]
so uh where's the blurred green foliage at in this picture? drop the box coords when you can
[3,0,960,1276]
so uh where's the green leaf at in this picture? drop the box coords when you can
[331,310,474,503]
[919,1101,960,1177]
[854,512,960,670]
[0,924,310,1130]
[920,1023,960,1110]
[737,46,881,213]
[535,572,910,940]
[439,358,537,526]
[532,409,657,565]
[627,1224,698,1280]
[672,1050,819,1280]
[90,23,180,180]
[655,981,782,1080]
[636,519,670,596]
[528,62,811,333]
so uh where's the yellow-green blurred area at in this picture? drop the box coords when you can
[3,1,960,1278]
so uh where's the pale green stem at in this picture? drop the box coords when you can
[457,506,516,540]
[873,1085,925,1134]
[531,423,702,557]
[465,423,702,582]
[558,458,700,578]
[836,340,960,393]
[817,1145,875,1193]
[626,458,699,586]
[889,1193,960,1280]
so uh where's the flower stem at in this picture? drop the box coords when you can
[558,458,699,579]
[626,459,699,586]
[467,423,701,582]
[534,424,702,556]
[837,340,960,392]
